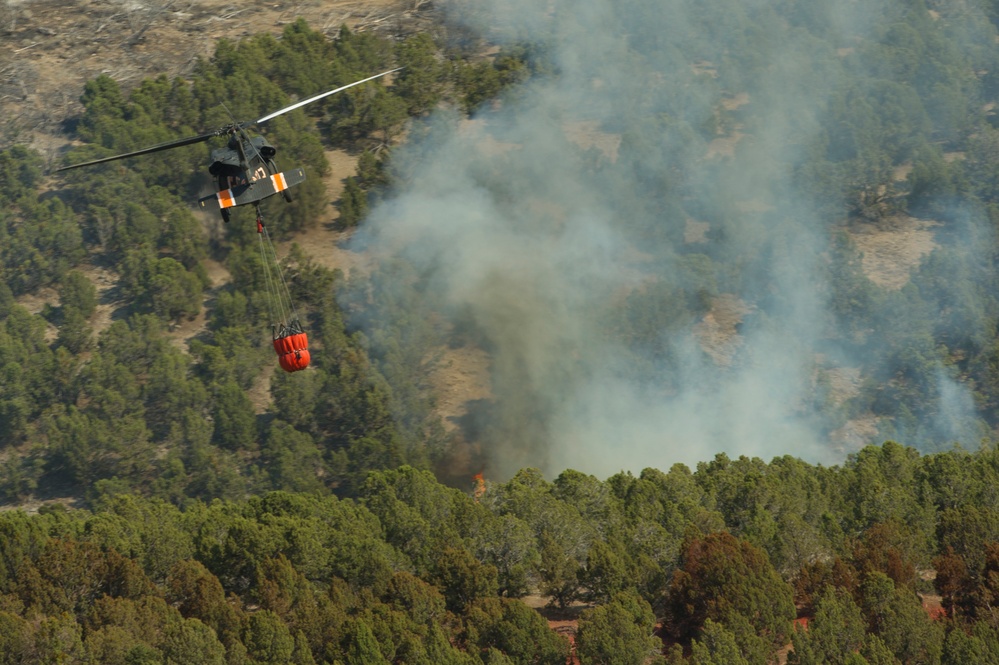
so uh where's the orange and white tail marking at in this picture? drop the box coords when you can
[217,189,236,208]
[271,172,288,191]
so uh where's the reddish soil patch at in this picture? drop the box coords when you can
[522,595,586,665]
[548,619,580,665]
[781,588,947,663]
[921,593,946,621]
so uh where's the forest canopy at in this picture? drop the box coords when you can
[0,446,999,663]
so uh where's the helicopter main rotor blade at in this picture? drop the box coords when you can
[55,127,230,172]
[254,68,402,124]
[56,68,400,173]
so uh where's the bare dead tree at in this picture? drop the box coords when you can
[126,0,178,45]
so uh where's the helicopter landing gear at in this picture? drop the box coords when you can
[267,159,293,203]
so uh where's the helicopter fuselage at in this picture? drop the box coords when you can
[198,133,303,221]
[197,134,303,221]
[208,135,276,183]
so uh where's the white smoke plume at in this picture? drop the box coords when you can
[348,0,993,478]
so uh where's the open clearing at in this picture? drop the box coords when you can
[848,216,938,290]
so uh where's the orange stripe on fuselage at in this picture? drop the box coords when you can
[271,172,288,191]
[217,188,236,208]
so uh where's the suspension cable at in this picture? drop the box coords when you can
[255,212,299,335]
[257,230,283,328]
[262,223,298,325]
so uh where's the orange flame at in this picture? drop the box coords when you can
[472,472,486,501]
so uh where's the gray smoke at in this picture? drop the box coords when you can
[349,0,991,477]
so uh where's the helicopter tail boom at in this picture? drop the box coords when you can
[199,168,305,213]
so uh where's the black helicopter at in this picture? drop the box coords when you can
[56,68,400,223]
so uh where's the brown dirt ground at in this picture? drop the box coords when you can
[684,218,710,244]
[892,162,913,182]
[247,361,277,414]
[278,149,373,280]
[521,594,586,664]
[705,130,745,159]
[1,0,414,154]
[162,256,231,351]
[822,365,862,406]
[705,92,749,159]
[829,414,881,454]
[77,263,122,337]
[14,285,60,342]
[694,293,752,367]
[820,364,885,453]
[427,344,492,432]
[563,119,620,163]
[848,216,938,290]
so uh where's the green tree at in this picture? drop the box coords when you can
[260,421,326,493]
[244,610,294,665]
[337,176,367,228]
[859,572,943,665]
[383,571,447,631]
[861,634,900,665]
[213,381,258,451]
[394,33,445,115]
[431,546,498,614]
[291,630,317,665]
[690,619,749,665]
[83,625,160,665]
[579,539,630,603]
[789,586,866,665]
[57,307,92,354]
[344,618,387,665]
[942,625,986,665]
[34,612,85,664]
[537,532,581,609]
[166,559,244,643]
[465,597,570,665]
[150,257,204,323]
[0,611,31,665]
[576,590,662,665]
[162,618,227,665]
[59,270,98,318]
[83,494,194,583]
